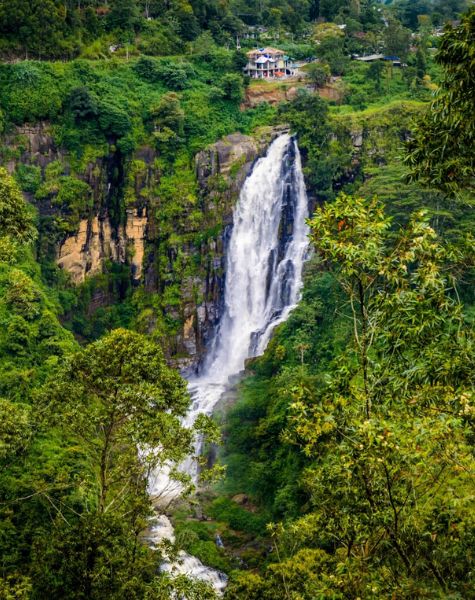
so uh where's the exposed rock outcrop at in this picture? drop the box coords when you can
[242,80,344,108]
[243,83,299,108]
[196,132,258,181]
[56,213,147,285]
[195,127,289,193]
[4,122,60,174]
[125,209,147,281]
[56,219,91,284]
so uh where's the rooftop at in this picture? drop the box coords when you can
[247,47,284,57]
[355,53,384,61]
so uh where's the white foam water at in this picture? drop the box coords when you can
[146,515,228,594]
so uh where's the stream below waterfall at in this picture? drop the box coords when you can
[148,133,310,594]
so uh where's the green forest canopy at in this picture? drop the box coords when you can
[0,0,469,58]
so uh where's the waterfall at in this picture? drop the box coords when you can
[148,133,310,592]
[150,132,309,497]
[185,133,309,425]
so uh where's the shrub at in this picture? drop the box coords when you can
[5,270,41,320]
[209,498,267,536]
[52,177,92,214]
[133,56,160,82]
[15,165,42,194]
[67,87,99,121]
[97,100,131,138]
[220,73,244,101]
[5,315,32,356]
[134,57,194,90]
[157,60,194,90]
[0,63,64,123]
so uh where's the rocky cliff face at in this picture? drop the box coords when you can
[3,122,146,284]
[2,122,289,368]
[2,103,419,365]
[166,127,289,368]
[56,209,146,284]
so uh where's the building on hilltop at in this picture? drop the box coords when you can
[244,47,294,79]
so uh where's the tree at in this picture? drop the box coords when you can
[396,0,432,30]
[0,167,35,245]
[0,398,31,460]
[305,62,330,90]
[266,7,282,28]
[107,0,140,32]
[97,100,132,139]
[134,58,196,89]
[367,60,385,92]
[383,17,411,60]
[318,0,346,20]
[170,0,200,41]
[0,0,75,58]
[134,55,160,81]
[151,92,185,150]
[0,576,32,600]
[220,73,244,101]
[316,34,348,76]
[232,49,248,72]
[313,22,345,43]
[0,167,36,262]
[31,328,219,595]
[43,328,194,513]
[405,9,475,194]
[279,90,340,199]
[192,30,216,57]
[67,86,98,121]
[158,61,193,90]
[296,195,474,595]
[434,0,468,21]
[226,195,475,598]
[415,45,427,80]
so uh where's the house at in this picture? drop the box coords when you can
[244,47,294,79]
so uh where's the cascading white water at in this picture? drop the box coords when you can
[150,133,309,498]
[148,133,310,593]
[185,133,310,427]
[147,515,228,593]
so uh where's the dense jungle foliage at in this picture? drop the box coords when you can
[0,0,474,599]
[0,0,468,59]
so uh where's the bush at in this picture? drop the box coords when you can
[4,270,41,320]
[15,165,42,194]
[67,87,98,121]
[134,57,194,90]
[5,315,32,356]
[0,63,64,123]
[157,60,194,90]
[220,73,244,101]
[209,498,267,536]
[133,56,160,82]
[97,100,131,138]
[305,62,330,89]
[52,177,92,213]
